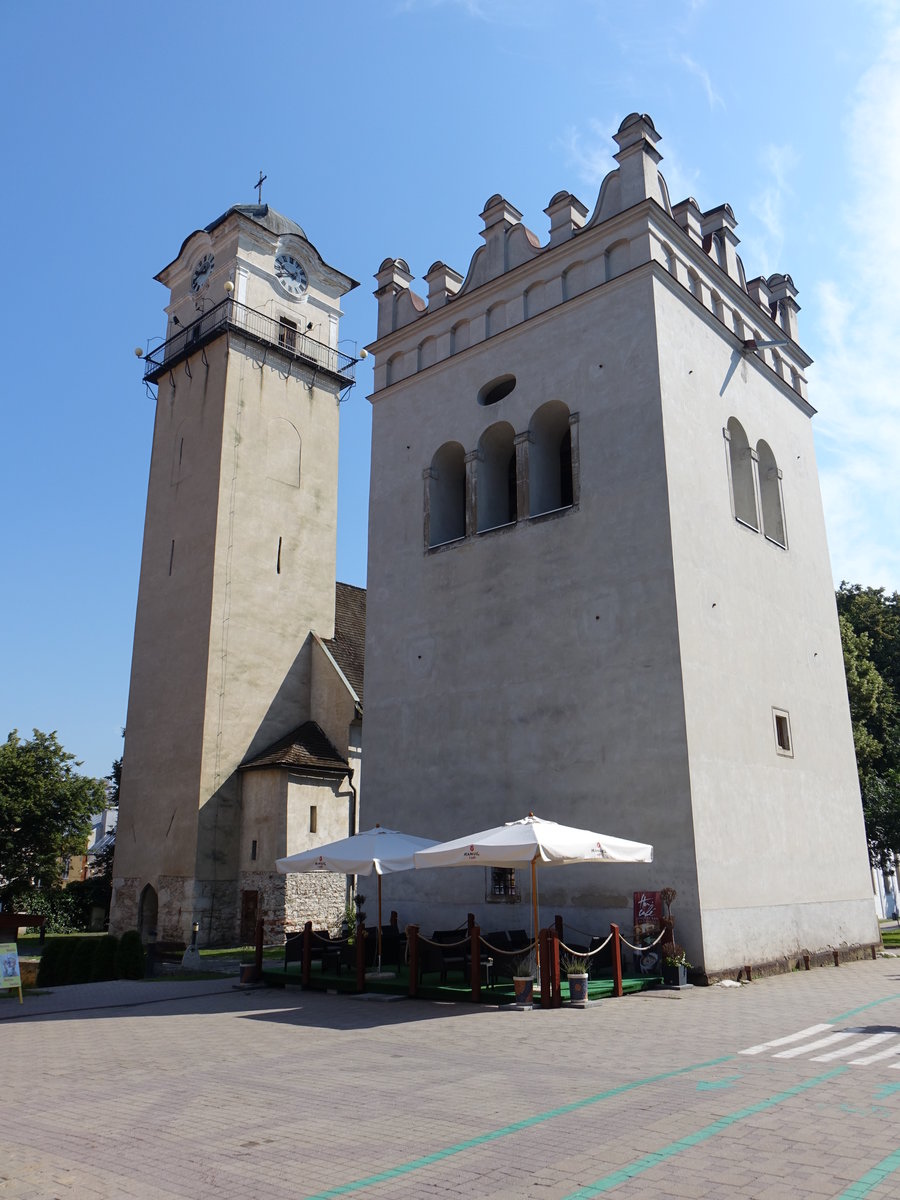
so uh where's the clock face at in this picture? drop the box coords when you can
[274,252,308,296]
[190,252,215,293]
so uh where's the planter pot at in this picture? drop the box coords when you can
[567,972,589,1006]
[513,975,534,1007]
[662,963,688,988]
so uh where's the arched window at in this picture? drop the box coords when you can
[529,401,574,516]
[757,439,786,547]
[726,418,758,529]
[477,422,516,532]
[428,442,466,547]
[687,269,701,300]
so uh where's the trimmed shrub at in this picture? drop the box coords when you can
[36,937,67,987]
[69,938,97,985]
[55,937,81,984]
[90,934,119,982]
[116,929,145,980]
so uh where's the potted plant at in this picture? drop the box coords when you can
[561,953,590,1007]
[661,942,691,988]
[512,952,536,1007]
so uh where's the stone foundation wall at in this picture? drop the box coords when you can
[109,877,141,935]
[284,872,346,937]
[234,871,345,943]
[700,942,880,986]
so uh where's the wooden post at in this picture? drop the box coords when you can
[356,923,367,992]
[390,910,399,930]
[549,926,561,1008]
[467,912,475,933]
[254,915,264,981]
[610,923,623,998]
[408,924,419,998]
[539,929,551,1008]
[554,914,564,942]
[470,923,481,1003]
[302,920,312,987]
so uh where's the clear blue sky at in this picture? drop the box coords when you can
[1,0,898,781]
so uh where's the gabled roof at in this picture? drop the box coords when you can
[324,582,366,703]
[240,721,348,775]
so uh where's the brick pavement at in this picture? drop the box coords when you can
[3,960,900,1198]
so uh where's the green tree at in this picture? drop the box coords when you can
[837,585,900,868]
[0,729,106,906]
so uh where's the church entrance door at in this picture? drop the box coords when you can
[240,890,258,944]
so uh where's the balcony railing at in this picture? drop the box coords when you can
[142,298,356,387]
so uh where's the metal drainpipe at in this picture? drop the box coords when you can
[346,766,358,913]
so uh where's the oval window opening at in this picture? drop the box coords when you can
[478,374,516,407]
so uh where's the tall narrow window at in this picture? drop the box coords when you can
[309,805,318,833]
[168,539,175,575]
[757,440,786,547]
[725,418,758,530]
[529,401,574,516]
[428,442,466,547]
[250,839,258,861]
[278,317,297,351]
[477,422,517,531]
[773,709,793,757]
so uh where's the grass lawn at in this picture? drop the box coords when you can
[880,925,900,948]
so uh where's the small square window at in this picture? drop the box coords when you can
[309,805,318,834]
[489,867,518,900]
[773,709,793,757]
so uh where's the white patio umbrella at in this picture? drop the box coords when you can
[276,825,438,972]
[413,813,653,962]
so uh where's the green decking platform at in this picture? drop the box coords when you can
[261,962,660,1004]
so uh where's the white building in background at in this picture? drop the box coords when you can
[362,113,878,978]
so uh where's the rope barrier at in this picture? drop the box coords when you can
[479,937,536,956]
[558,933,612,958]
[416,933,469,949]
[619,928,667,952]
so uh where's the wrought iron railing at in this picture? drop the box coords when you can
[142,298,356,386]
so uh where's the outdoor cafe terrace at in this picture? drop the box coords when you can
[258,915,668,1006]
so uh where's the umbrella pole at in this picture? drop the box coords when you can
[376,872,383,974]
[532,857,540,986]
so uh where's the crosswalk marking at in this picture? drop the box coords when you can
[814,1032,897,1062]
[774,1031,858,1059]
[850,1042,900,1065]
[739,1023,900,1068]
[739,1024,832,1055]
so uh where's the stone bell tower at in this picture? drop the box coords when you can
[363,114,876,977]
[111,203,357,945]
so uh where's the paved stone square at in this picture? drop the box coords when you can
[3,959,900,1198]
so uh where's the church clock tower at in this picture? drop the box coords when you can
[111,204,358,946]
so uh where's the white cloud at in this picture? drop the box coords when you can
[813,23,900,591]
[742,143,798,277]
[678,53,724,110]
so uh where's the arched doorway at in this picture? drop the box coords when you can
[138,883,158,942]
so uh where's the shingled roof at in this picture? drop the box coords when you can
[240,720,348,775]
[323,582,366,703]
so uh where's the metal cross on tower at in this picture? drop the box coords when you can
[255,170,267,204]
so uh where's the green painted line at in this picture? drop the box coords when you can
[837,1148,900,1198]
[302,1056,733,1199]
[563,1067,847,1198]
[830,994,900,1022]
